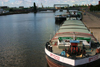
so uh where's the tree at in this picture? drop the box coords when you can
[98,4,100,11]
[74,4,78,7]
[9,8,13,12]
[90,4,100,11]
[90,5,93,11]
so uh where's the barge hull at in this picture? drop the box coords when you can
[46,55,100,67]
[55,17,66,21]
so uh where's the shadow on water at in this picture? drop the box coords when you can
[55,20,64,25]
[46,63,100,67]
[47,63,50,67]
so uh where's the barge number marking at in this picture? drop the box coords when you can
[50,53,60,61]
[89,55,98,62]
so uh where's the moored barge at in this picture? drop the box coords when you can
[55,10,82,22]
[45,17,100,67]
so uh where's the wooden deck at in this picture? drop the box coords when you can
[52,46,62,54]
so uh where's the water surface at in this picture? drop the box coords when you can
[0,13,60,67]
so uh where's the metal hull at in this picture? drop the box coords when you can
[55,17,66,21]
[46,55,100,67]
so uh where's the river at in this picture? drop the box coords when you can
[0,12,60,67]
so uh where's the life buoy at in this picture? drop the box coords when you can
[71,47,79,54]
[76,47,79,53]
[71,47,74,53]
[54,42,57,46]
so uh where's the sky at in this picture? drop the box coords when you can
[0,0,99,7]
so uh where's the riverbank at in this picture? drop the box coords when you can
[87,11,100,18]
[0,12,30,16]
[83,11,100,42]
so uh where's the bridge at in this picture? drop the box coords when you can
[37,8,62,12]
[54,4,69,8]
[37,8,80,12]
[37,4,80,12]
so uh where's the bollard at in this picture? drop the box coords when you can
[91,32,93,34]
[50,46,53,52]
[46,42,48,48]
[48,45,50,50]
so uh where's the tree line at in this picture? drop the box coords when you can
[90,4,100,11]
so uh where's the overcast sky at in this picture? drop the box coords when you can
[0,0,99,7]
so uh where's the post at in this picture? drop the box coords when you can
[33,2,37,13]
[50,34,51,40]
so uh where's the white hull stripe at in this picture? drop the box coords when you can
[45,48,100,66]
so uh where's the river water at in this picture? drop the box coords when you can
[0,12,60,67]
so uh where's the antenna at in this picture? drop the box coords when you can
[54,31,55,35]
[50,34,51,40]
[73,32,76,40]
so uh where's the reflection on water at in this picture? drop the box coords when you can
[47,63,50,67]
[0,13,60,67]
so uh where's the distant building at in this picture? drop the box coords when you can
[87,4,89,6]
[99,0,100,5]
[19,6,24,8]
[54,4,69,9]
[3,10,9,13]
[0,6,8,9]
[89,4,91,6]
[11,7,17,8]
[55,7,61,9]
[0,8,3,14]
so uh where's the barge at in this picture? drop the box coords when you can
[55,10,82,22]
[45,17,100,67]
[55,10,68,22]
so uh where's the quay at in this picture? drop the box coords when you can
[83,12,100,42]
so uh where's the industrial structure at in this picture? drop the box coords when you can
[54,4,69,9]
